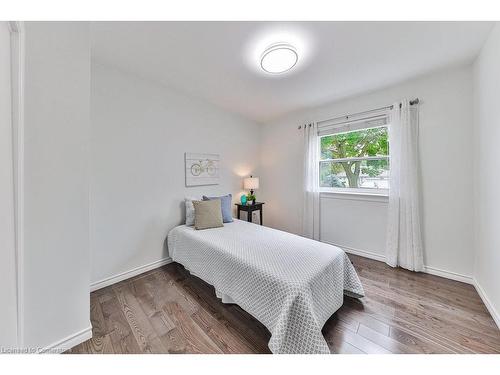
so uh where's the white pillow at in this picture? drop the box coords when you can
[185,197,198,226]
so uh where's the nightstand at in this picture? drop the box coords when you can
[235,202,264,225]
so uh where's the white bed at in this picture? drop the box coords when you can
[167,219,364,354]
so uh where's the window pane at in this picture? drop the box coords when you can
[320,127,388,160]
[320,159,389,189]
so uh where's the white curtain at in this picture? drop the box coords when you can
[302,122,320,240]
[386,99,424,271]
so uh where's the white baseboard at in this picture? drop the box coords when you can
[473,279,500,330]
[90,257,173,292]
[323,240,473,284]
[39,324,92,353]
[423,265,473,284]
[327,242,386,263]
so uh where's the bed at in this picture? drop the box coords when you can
[167,219,364,354]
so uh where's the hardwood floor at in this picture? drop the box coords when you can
[67,255,500,354]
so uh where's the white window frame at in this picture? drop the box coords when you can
[318,122,390,196]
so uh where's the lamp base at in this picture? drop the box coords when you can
[249,189,256,204]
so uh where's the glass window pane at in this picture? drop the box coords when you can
[320,127,389,160]
[319,159,390,189]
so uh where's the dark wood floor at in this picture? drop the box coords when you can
[68,254,500,354]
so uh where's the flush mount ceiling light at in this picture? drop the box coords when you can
[260,43,298,74]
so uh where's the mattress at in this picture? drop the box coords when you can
[167,219,364,354]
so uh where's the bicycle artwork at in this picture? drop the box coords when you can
[185,152,220,186]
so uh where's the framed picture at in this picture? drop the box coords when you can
[185,152,220,186]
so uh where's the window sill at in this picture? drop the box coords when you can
[320,190,389,202]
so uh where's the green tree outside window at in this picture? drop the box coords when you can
[320,127,389,189]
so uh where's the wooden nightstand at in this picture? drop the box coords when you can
[235,202,264,225]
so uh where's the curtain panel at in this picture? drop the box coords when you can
[386,99,424,271]
[302,122,320,240]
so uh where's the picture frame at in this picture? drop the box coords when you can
[185,152,220,186]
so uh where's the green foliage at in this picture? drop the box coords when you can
[320,127,389,188]
[246,193,256,201]
[321,127,388,159]
[363,159,389,177]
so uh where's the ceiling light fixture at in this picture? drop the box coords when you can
[260,43,298,74]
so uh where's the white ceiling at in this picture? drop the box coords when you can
[91,22,494,123]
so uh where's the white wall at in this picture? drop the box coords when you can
[22,22,91,349]
[473,23,500,326]
[0,21,18,348]
[319,194,388,260]
[261,65,475,279]
[90,63,261,285]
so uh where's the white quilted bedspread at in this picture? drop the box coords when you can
[167,219,364,354]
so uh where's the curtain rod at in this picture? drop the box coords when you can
[298,98,419,130]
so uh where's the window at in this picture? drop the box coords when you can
[319,123,389,194]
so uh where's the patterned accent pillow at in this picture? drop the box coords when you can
[184,197,198,226]
[202,194,233,223]
[192,200,224,230]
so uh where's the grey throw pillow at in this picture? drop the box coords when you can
[184,197,198,226]
[202,194,233,223]
[192,199,224,230]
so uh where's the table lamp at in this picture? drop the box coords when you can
[244,175,259,203]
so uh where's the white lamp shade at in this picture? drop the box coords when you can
[244,177,259,190]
